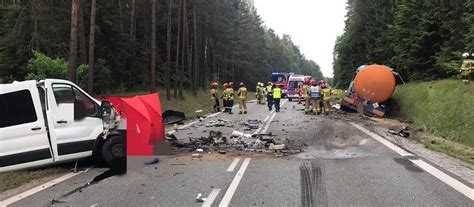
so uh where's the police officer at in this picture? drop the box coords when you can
[273,84,282,112]
[238,82,248,114]
[266,82,273,111]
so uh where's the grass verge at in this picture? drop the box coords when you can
[389,79,474,164]
[0,168,66,193]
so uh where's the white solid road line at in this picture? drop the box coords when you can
[218,158,252,207]
[227,158,242,172]
[202,188,221,207]
[0,171,83,206]
[350,122,474,200]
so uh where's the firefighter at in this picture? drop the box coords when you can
[297,82,303,104]
[273,84,282,112]
[221,83,229,112]
[260,82,265,104]
[238,82,248,114]
[461,52,472,84]
[266,82,274,111]
[310,79,321,115]
[256,82,262,104]
[228,82,235,113]
[320,81,331,115]
[210,82,220,113]
[303,78,311,114]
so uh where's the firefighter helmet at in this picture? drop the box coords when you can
[223,83,229,88]
[240,82,244,87]
[463,53,470,58]
[211,82,218,88]
[310,79,317,86]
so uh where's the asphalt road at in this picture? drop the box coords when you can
[9,100,474,207]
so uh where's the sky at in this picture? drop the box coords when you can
[253,0,347,78]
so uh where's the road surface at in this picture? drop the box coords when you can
[8,101,474,207]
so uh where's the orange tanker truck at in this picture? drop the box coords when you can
[341,64,397,118]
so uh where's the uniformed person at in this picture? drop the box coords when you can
[237,82,248,114]
[320,81,331,115]
[461,52,472,84]
[273,84,282,112]
[228,82,235,113]
[310,79,321,115]
[303,78,311,114]
[221,83,230,112]
[266,82,273,111]
[210,82,220,113]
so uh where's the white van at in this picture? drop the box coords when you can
[0,79,126,172]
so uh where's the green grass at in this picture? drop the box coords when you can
[389,79,474,164]
[0,168,66,192]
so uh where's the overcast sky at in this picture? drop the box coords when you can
[253,0,347,78]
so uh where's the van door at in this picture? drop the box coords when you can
[45,80,103,161]
[0,81,53,172]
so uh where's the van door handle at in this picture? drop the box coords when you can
[56,120,68,124]
[31,127,42,131]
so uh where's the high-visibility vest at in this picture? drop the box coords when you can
[310,86,320,98]
[238,87,247,99]
[229,88,234,99]
[266,86,273,94]
[273,87,282,99]
[321,88,331,100]
[461,60,472,72]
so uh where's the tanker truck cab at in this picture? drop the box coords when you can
[0,79,126,172]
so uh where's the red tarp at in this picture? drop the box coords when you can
[97,93,164,156]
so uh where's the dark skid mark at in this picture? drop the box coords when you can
[53,167,124,203]
[393,158,423,172]
[300,160,328,207]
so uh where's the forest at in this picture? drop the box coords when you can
[333,0,474,88]
[0,0,323,98]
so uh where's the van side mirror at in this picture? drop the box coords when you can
[100,101,112,118]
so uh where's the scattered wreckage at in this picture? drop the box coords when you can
[166,119,303,156]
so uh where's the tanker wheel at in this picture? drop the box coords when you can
[102,135,126,171]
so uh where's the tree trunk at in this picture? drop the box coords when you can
[118,0,123,34]
[192,5,198,96]
[165,0,172,100]
[68,0,80,83]
[87,0,96,94]
[78,0,87,65]
[174,0,182,99]
[150,0,157,93]
[129,0,136,39]
[32,0,39,51]
[179,0,186,100]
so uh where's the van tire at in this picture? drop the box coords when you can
[288,98,292,102]
[102,135,126,170]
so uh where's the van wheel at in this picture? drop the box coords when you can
[102,135,126,170]
[288,98,292,102]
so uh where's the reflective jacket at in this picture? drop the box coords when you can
[266,86,273,95]
[238,87,248,100]
[321,88,331,100]
[310,86,320,99]
[303,85,311,98]
[273,87,282,99]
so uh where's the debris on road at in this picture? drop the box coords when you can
[195,193,206,202]
[191,153,202,158]
[388,126,410,138]
[206,119,228,127]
